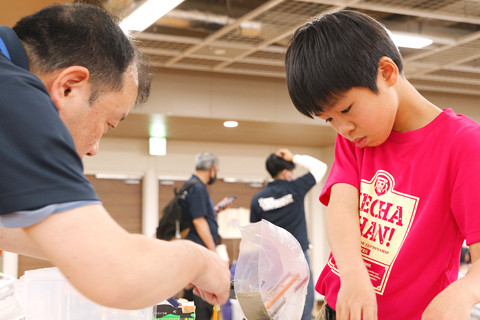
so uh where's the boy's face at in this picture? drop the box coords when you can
[316,74,398,148]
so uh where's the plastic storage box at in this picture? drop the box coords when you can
[0,272,25,320]
[23,267,151,320]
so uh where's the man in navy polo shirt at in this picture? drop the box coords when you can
[180,152,232,319]
[0,3,230,310]
[250,149,327,320]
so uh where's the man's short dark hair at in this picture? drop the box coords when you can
[266,154,295,178]
[285,10,403,118]
[13,2,152,105]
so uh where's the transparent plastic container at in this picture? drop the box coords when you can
[0,272,25,320]
[23,267,151,320]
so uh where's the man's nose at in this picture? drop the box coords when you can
[86,141,99,157]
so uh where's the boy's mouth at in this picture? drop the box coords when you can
[353,137,367,148]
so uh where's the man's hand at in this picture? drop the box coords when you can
[423,242,480,320]
[336,268,377,320]
[214,197,235,214]
[421,280,472,320]
[189,244,231,305]
[276,148,294,162]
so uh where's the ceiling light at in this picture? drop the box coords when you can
[120,0,186,32]
[224,121,238,128]
[150,123,166,138]
[388,31,433,49]
[149,137,167,156]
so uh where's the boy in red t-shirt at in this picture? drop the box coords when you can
[285,10,480,320]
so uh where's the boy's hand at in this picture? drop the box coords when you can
[336,269,377,320]
[275,148,294,162]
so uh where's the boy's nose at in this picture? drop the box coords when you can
[337,120,355,138]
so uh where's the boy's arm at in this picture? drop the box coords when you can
[24,204,230,309]
[327,183,377,320]
[422,241,480,320]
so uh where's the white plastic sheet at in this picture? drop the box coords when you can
[234,220,309,320]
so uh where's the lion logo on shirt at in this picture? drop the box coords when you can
[374,174,391,196]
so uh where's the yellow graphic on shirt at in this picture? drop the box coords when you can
[328,170,419,295]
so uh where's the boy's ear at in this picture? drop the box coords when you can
[49,66,91,111]
[378,57,398,87]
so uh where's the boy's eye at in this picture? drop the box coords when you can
[325,118,332,123]
[341,105,352,114]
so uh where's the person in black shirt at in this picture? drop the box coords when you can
[180,152,233,319]
[251,148,327,320]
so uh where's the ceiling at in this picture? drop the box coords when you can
[3,0,480,148]
[110,0,480,97]
[101,113,337,147]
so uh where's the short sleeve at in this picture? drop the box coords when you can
[186,185,210,220]
[0,72,99,215]
[291,172,316,197]
[320,134,361,206]
[450,133,480,245]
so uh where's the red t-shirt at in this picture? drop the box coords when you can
[318,109,480,319]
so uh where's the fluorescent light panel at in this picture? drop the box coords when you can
[150,123,166,138]
[149,137,167,156]
[388,31,433,49]
[120,0,185,32]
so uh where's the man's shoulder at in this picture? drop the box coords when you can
[183,176,207,196]
[249,186,269,204]
[0,59,50,106]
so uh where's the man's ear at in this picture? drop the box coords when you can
[378,57,398,87]
[49,66,91,111]
[209,166,216,177]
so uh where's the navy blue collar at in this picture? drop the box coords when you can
[0,36,11,60]
[0,26,29,70]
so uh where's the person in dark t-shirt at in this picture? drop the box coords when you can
[180,152,233,320]
[251,148,327,320]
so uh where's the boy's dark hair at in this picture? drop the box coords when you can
[266,154,295,178]
[13,3,152,106]
[285,10,403,118]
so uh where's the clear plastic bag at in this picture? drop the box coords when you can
[234,220,309,320]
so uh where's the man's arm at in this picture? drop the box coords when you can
[276,148,327,183]
[422,242,480,320]
[327,183,377,320]
[24,204,230,310]
[250,199,260,223]
[0,227,46,259]
[192,216,217,251]
[292,154,327,183]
